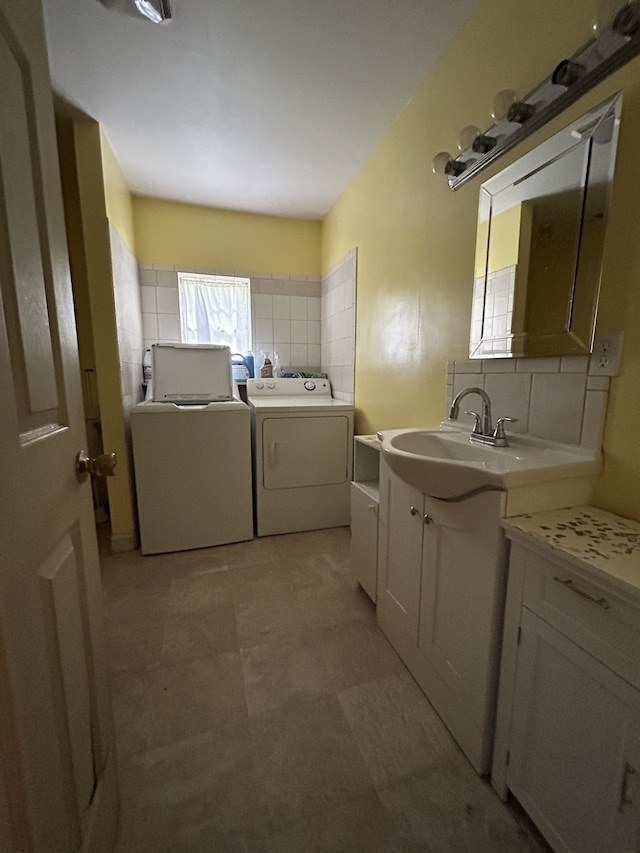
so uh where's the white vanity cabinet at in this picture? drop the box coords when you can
[350,436,381,602]
[493,508,640,853]
[377,458,508,774]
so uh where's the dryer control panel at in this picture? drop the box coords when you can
[247,377,331,397]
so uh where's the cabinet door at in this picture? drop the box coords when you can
[350,483,378,602]
[378,466,424,644]
[262,415,350,488]
[508,608,640,853]
[419,491,505,711]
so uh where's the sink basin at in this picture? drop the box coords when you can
[379,426,601,499]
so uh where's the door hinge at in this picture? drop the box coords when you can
[506,749,510,766]
[517,625,522,646]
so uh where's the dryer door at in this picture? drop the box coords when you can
[262,415,350,489]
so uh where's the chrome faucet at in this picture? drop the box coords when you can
[448,386,517,447]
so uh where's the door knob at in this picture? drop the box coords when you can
[75,450,117,483]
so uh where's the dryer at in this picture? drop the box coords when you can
[247,378,354,537]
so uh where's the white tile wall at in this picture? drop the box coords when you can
[252,284,322,371]
[321,248,357,403]
[137,265,322,371]
[446,355,609,448]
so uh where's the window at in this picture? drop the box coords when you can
[178,273,251,353]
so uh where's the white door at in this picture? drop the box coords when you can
[0,2,118,851]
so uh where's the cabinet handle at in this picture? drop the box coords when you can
[424,515,433,524]
[553,577,610,610]
[618,762,637,812]
[410,506,419,516]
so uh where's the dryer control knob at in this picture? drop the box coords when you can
[304,380,316,391]
[255,381,264,389]
[267,381,276,389]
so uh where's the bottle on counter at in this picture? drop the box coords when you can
[273,351,280,378]
[259,351,273,378]
[142,348,152,384]
[245,350,255,378]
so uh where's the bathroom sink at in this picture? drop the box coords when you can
[379,426,601,499]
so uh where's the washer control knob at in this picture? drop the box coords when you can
[267,381,276,389]
[255,381,264,389]
[304,380,316,391]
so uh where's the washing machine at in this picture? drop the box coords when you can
[131,344,253,554]
[247,377,354,537]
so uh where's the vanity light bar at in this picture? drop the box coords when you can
[433,0,640,190]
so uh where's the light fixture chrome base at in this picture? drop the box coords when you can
[440,1,640,190]
[96,0,172,24]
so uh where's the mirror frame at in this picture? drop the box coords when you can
[470,92,622,360]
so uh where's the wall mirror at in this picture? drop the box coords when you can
[469,92,622,359]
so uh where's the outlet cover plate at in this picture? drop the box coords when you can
[589,331,624,376]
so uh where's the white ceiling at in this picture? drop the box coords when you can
[42,0,478,219]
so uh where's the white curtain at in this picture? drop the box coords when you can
[178,275,251,353]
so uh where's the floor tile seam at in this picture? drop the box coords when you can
[109,662,164,683]
[239,647,337,711]
[106,612,169,634]
[230,588,300,611]
[162,596,239,618]
[291,581,360,600]
[217,555,282,574]
[162,605,238,625]
[125,728,256,773]
[237,624,324,656]
[249,772,383,818]
[246,690,389,801]
[334,674,437,791]
[298,612,377,634]
[247,783,390,833]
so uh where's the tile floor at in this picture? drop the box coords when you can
[101,526,549,852]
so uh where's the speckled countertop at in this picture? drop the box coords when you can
[502,506,640,602]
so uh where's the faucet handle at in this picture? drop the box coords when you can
[464,411,483,434]
[493,416,518,439]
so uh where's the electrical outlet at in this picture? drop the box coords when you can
[589,331,624,376]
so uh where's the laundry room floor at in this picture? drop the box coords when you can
[101,526,550,853]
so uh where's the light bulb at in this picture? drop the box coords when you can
[431,152,453,176]
[491,89,518,122]
[613,0,640,35]
[457,125,481,152]
[591,0,627,36]
[431,152,466,178]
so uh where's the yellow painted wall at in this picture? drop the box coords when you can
[133,196,321,276]
[322,0,640,522]
[100,129,136,253]
[56,115,96,398]
[487,205,524,273]
[73,119,137,542]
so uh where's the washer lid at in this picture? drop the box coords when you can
[152,343,234,403]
